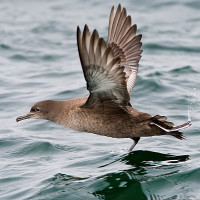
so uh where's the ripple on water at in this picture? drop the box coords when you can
[169,65,198,74]
[144,43,200,53]
[12,141,60,157]
[0,43,11,50]
[134,76,171,97]
[28,173,91,200]
[144,167,200,200]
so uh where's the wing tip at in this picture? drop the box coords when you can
[77,26,81,36]
[117,4,121,11]
[83,24,89,33]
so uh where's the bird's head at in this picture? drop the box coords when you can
[16,100,55,122]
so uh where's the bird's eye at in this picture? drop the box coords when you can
[35,107,40,112]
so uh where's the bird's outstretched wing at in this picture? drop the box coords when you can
[77,25,130,108]
[108,4,142,93]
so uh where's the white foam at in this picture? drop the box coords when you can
[187,88,200,122]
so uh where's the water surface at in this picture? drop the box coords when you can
[0,0,200,199]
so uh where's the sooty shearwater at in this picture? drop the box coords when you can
[16,4,191,151]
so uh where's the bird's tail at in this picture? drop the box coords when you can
[150,115,192,140]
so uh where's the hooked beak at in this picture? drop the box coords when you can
[16,113,34,122]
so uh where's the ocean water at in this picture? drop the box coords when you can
[0,0,200,199]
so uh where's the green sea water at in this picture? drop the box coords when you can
[0,0,200,199]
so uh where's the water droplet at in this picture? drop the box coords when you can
[187,88,200,122]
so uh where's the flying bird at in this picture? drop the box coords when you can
[16,4,191,151]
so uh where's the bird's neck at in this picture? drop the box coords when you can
[46,97,87,128]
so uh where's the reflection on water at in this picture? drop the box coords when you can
[121,150,189,166]
[92,151,189,200]
[26,151,189,200]
[93,171,147,200]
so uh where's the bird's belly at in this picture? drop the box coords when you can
[65,110,145,138]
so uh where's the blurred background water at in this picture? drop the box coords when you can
[0,0,200,199]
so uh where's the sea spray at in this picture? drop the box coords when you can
[187,88,200,122]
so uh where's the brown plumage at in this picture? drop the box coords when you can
[16,4,191,151]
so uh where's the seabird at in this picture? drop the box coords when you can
[16,4,191,151]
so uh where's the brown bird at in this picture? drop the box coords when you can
[16,4,191,151]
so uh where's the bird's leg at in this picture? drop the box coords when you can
[128,137,140,152]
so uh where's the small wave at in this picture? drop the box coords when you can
[10,54,27,61]
[170,65,197,74]
[185,1,200,9]
[145,167,200,200]
[0,43,11,50]
[135,76,170,95]
[41,54,63,61]
[13,141,60,156]
[28,173,90,200]
[144,43,200,53]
